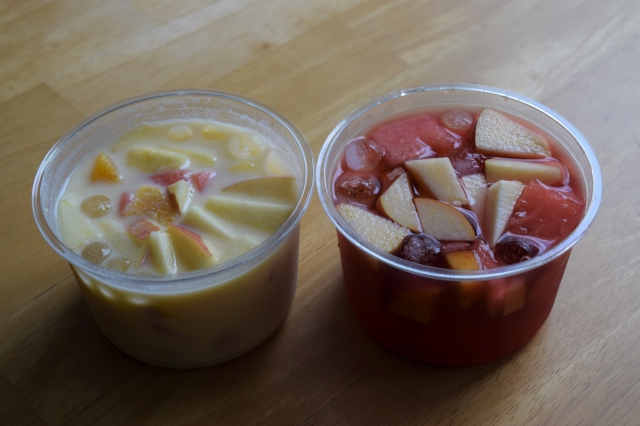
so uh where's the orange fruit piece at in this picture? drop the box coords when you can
[90,153,122,182]
[122,185,178,225]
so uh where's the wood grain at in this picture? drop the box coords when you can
[1,0,638,424]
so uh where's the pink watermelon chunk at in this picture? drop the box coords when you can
[369,113,460,166]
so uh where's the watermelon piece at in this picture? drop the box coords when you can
[504,179,584,244]
[369,113,460,166]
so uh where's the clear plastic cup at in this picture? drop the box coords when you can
[316,84,602,365]
[33,90,314,368]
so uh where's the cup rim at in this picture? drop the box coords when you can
[33,89,314,288]
[316,84,603,281]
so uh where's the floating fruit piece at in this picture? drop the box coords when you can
[376,172,421,232]
[386,288,441,326]
[219,235,262,263]
[222,177,298,205]
[118,191,135,216]
[228,132,266,159]
[334,173,380,207]
[167,180,194,214]
[191,171,216,192]
[405,157,468,206]
[414,198,476,242]
[90,153,122,183]
[206,196,294,233]
[440,109,473,134]
[495,236,541,265]
[485,158,563,186]
[127,218,161,242]
[460,174,487,232]
[159,145,216,166]
[267,149,293,175]
[150,169,192,186]
[336,203,410,253]
[167,124,193,142]
[148,231,177,274]
[397,234,441,265]
[167,224,218,271]
[121,185,178,225]
[202,124,228,140]
[183,206,236,240]
[229,162,255,172]
[485,180,524,247]
[344,137,384,172]
[127,147,189,173]
[58,196,101,249]
[82,242,111,265]
[444,250,479,270]
[81,195,112,218]
[112,123,162,152]
[98,220,148,266]
[475,109,550,159]
[106,257,131,272]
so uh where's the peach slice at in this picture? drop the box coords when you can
[444,250,480,270]
[460,173,487,231]
[90,153,122,183]
[375,172,421,232]
[485,180,525,247]
[219,235,262,263]
[405,157,468,206]
[485,158,562,186]
[98,220,148,266]
[206,196,294,233]
[127,218,160,241]
[414,198,476,241]
[475,109,550,159]
[386,288,441,326]
[167,224,218,270]
[222,177,298,205]
[182,206,236,240]
[148,231,177,274]
[127,147,189,173]
[58,196,101,249]
[336,203,410,253]
[167,180,195,214]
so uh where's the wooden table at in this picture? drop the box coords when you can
[1,0,638,424]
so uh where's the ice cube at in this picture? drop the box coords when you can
[344,137,384,172]
[440,109,473,133]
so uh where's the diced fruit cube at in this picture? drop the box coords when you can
[82,242,111,265]
[166,224,218,270]
[120,185,178,225]
[81,195,112,218]
[386,288,441,326]
[191,171,216,192]
[460,174,487,231]
[405,158,468,206]
[219,235,262,263]
[486,279,526,316]
[475,109,550,159]
[369,112,459,165]
[150,169,192,186]
[98,220,148,265]
[440,109,473,134]
[126,218,160,241]
[183,206,236,240]
[485,158,563,186]
[148,231,177,274]
[159,145,216,166]
[504,179,584,244]
[167,180,194,214]
[344,137,384,172]
[228,133,266,159]
[206,196,294,233]
[375,172,421,232]
[167,124,193,142]
[127,147,189,173]
[334,173,380,207]
[396,234,441,265]
[444,250,480,270]
[485,180,525,247]
[267,149,293,175]
[414,198,476,242]
[336,203,410,253]
[222,177,299,205]
[90,153,122,183]
[58,196,101,249]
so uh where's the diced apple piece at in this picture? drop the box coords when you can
[219,235,262,263]
[159,145,216,166]
[485,158,562,186]
[167,180,194,214]
[98,220,147,265]
[485,180,524,247]
[166,224,218,270]
[182,206,236,240]
[486,279,526,316]
[57,196,101,249]
[126,218,160,241]
[112,123,162,152]
[191,171,216,192]
[414,198,476,242]
[148,231,177,274]
[222,177,298,205]
[475,109,550,159]
[444,250,480,270]
[336,203,410,253]
[120,185,178,225]
[206,196,294,233]
[267,149,293,175]
[375,172,421,232]
[460,173,487,231]
[127,147,189,173]
[386,288,440,326]
[405,158,468,206]
[90,153,122,183]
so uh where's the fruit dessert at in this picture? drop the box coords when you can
[58,120,300,275]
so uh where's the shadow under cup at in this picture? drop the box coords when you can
[33,90,314,368]
[316,85,602,365]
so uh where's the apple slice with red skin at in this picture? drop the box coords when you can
[405,157,468,206]
[150,169,191,186]
[127,218,160,241]
[191,171,216,192]
[336,203,410,253]
[414,198,476,242]
[167,224,218,270]
[222,177,298,204]
[148,231,177,274]
[376,172,421,232]
[485,180,524,247]
[485,158,563,186]
[460,173,488,232]
[167,180,195,214]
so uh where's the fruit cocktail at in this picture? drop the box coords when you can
[317,85,602,365]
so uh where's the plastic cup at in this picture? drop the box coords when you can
[33,90,314,368]
[316,84,602,365]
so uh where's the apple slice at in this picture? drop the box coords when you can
[221,177,298,205]
[485,180,525,247]
[475,109,550,159]
[336,203,410,253]
[98,220,147,265]
[167,180,194,214]
[444,250,480,270]
[267,149,293,175]
[486,278,526,316]
[167,224,218,270]
[206,196,294,233]
[150,169,191,186]
[112,123,163,152]
[159,145,216,166]
[90,153,122,183]
[405,158,468,206]
[127,147,189,173]
[386,288,441,326]
[182,206,236,240]
[58,196,101,249]
[219,235,262,263]
[127,218,160,241]
[460,173,487,231]
[485,158,562,186]
[147,231,177,274]
[414,198,476,241]
[375,172,421,232]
